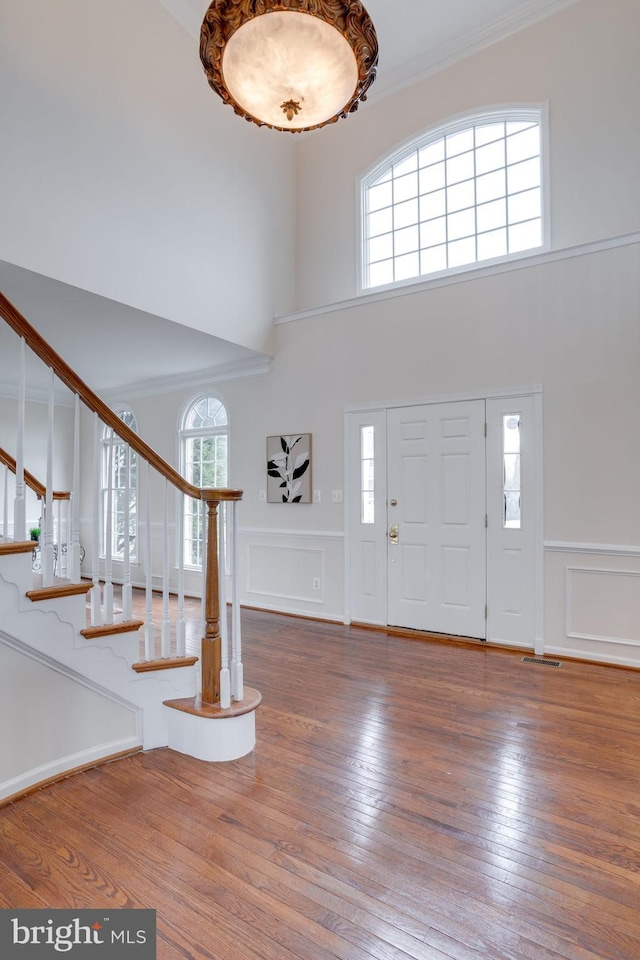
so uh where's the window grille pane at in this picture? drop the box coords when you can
[371,168,392,186]
[476,169,506,204]
[508,187,541,225]
[446,129,474,157]
[369,233,393,263]
[477,228,507,261]
[506,126,540,165]
[509,219,541,253]
[420,216,447,248]
[421,244,447,275]
[393,171,418,204]
[507,157,540,194]
[361,426,375,524]
[446,151,475,185]
[447,208,475,242]
[393,153,417,177]
[369,181,393,213]
[395,251,420,281]
[393,198,419,229]
[420,189,446,220]
[475,138,506,176]
[477,197,507,233]
[394,225,419,257]
[475,122,505,147]
[368,207,393,238]
[369,260,394,287]
[446,179,475,213]
[419,140,445,167]
[420,162,445,194]
[503,415,521,528]
[447,236,476,268]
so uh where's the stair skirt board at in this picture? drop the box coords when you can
[0,741,142,806]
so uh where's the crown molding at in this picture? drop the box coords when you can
[100,355,272,403]
[369,0,581,102]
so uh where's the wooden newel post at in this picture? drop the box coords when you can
[201,498,221,705]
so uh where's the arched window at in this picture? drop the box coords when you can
[179,395,229,568]
[101,408,137,560]
[361,107,545,290]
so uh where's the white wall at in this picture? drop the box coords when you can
[0,639,139,803]
[293,0,640,311]
[0,0,296,354]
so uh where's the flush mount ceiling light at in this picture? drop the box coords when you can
[200,1,378,133]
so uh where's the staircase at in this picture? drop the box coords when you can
[0,290,260,804]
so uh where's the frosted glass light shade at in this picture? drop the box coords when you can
[223,13,358,131]
[200,1,378,133]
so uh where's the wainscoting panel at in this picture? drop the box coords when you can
[544,543,640,668]
[240,528,345,621]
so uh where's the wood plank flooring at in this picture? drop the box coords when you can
[1,609,640,959]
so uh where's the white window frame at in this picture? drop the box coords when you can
[358,103,550,295]
[179,394,229,571]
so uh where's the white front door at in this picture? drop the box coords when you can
[386,400,486,637]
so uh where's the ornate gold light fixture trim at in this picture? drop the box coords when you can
[200,1,378,133]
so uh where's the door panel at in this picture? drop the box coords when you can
[387,400,486,637]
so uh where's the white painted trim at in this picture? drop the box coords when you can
[0,737,142,803]
[545,541,640,557]
[366,0,581,104]
[542,644,640,671]
[246,542,326,605]
[346,384,541,415]
[0,629,142,722]
[276,230,640,325]
[565,566,640,646]
[240,526,344,541]
[242,599,341,623]
[100,356,271,403]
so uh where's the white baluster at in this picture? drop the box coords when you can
[144,460,154,660]
[161,478,171,657]
[69,394,81,583]
[102,426,114,622]
[90,413,102,625]
[2,463,8,540]
[231,501,243,701]
[219,501,231,708]
[42,368,55,586]
[14,338,26,541]
[176,491,185,657]
[121,441,132,620]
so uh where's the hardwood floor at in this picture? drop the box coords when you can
[1,609,640,959]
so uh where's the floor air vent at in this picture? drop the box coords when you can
[522,656,562,668]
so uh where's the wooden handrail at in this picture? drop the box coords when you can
[0,446,70,500]
[0,291,242,504]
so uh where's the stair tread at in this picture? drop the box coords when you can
[81,619,145,639]
[132,656,199,673]
[27,582,93,601]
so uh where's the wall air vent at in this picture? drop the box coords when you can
[522,656,562,668]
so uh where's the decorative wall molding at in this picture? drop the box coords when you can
[565,566,640,647]
[240,526,344,541]
[545,541,640,558]
[276,230,640,325]
[246,542,326,605]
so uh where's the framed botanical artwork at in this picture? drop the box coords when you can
[267,434,312,503]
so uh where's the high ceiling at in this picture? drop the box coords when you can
[0,0,580,397]
[158,0,579,101]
